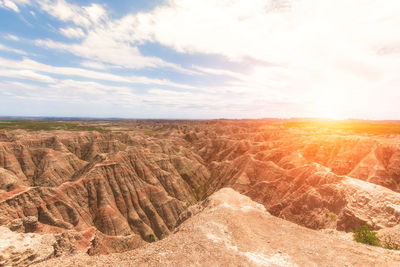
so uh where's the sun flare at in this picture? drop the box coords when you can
[312,89,350,120]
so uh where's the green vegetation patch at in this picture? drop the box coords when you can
[0,119,109,132]
[353,225,380,246]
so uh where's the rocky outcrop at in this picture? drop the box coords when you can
[0,120,400,263]
[0,225,146,266]
[0,130,209,250]
[188,122,400,231]
[0,226,56,266]
[35,188,400,267]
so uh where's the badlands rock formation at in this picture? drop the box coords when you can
[0,226,55,266]
[0,119,399,265]
[35,188,400,267]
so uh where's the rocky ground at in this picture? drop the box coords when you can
[0,119,399,266]
[33,188,400,267]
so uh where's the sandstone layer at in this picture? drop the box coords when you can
[35,188,400,267]
[0,120,399,265]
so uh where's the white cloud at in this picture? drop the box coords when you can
[60,27,85,39]
[5,34,20,41]
[35,38,197,74]
[0,56,195,89]
[31,0,199,73]
[0,0,29,12]
[83,3,105,24]
[193,65,248,80]
[2,0,400,119]
[0,79,139,106]
[36,38,168,69]
[119,0,400,119]
[0,0,19,12]
[175,1,398,63]
[37,0,106,28]
[79,60,112,70]
[13,0,30,4]
[0,68,56,83]
[0,43,27,54]
[34,0,400,117]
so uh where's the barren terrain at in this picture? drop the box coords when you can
[0,119,399,266]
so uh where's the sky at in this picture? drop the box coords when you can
[0,0,399,119]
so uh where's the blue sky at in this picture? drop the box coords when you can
[0,0,399,119]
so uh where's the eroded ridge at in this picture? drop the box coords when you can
[0,120,399,265]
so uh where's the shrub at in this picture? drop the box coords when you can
[145,233,156,242]
[353,225,380,246]
[325,211,337,220]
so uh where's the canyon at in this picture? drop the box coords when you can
[0,119,399,266]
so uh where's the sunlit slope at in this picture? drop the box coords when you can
[0,119,399,261]
[284,119,400,135]
[36,188,400,267]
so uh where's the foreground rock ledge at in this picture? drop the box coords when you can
[0,227,55,266]
[35,188,400,267]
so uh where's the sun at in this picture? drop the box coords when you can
[311,89,349,120]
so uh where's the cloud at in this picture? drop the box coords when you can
[116,0,400,118]
[83,3,105,24]
[13,0,30,4]
[192,65,248,80]
[37,0,106,28]
[0,0,29,12]
[2,0,400,119]
[0,56,195,89]
[0,78,141,106]
[0,68,56,83]
[34,0,400,115]
[30,0,200,74]
[79,60,113,70]
[35,37,199,74]
[60,27,85,39]
[0,43,27,54]
[5,34,20,41]
[36,38,172,70]
[124,0,400,64]
[0,0,19,12]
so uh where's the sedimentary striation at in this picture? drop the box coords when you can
[0,120,399,265]
[34,188,400,267]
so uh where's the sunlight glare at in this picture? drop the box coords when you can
[312,89,349,120]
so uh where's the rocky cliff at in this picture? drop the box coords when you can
[0,120,399,265]
[34,188,400,267]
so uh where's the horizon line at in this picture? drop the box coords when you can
[0,115,399,122]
